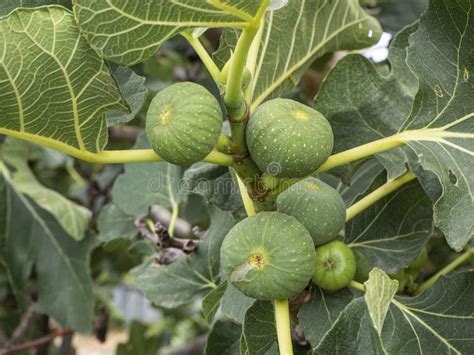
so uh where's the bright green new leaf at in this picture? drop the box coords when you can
[364,268,398,335]
[73,0,264,65]
[249,0,382,110]
[316,0,474,251]
[0,7,126,155]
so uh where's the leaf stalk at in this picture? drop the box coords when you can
[345,171,417,222]
[415,248,474,295]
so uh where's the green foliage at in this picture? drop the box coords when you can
[317,0,474,251]
[0,171,96,332]
[312,241,357,291]
[221,212,315,300]
[0,0,472,354]
[0,6,126,153]
[277,177,346,245]
[247,99,333,177]
[136,207,234,308]
[146,82,223,165]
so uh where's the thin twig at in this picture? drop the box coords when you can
[9,303,36,345]
[0,329,72,355]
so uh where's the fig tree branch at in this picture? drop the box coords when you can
[1,329,72,355]
[345,171,417,222]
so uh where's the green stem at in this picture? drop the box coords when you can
[224,27,259,119]
[274,299,294,355]
[346,171,417,222]
[316,135,405,174]
[415,248,474,295]
[224,0,270,120]
[245,17,265,101]
[349,280,366,292]
[182,32,222,84]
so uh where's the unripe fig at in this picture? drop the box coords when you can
[312,241,356,291]
[146,82,222,165]
[220,212,316,300]
[246,99,333,178]
[277,177,346,246]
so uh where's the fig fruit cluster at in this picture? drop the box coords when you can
[145,84,360,300]
[221,177,357,300]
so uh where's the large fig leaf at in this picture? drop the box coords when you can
[0,7,126,154]
[248,0,382,110]
[376,0,428,34]
[298,287,354,348]
[73,0,265,65]
[135,207,234,308]
[242,300,277,355]
[316,271,474,354]
[316,0,474,250]
[205,319,241,355]
[345,172,433,273]
[0,1,72,17]
[0,164,96,332]
[316,297,385,355]
[316,23,418,180]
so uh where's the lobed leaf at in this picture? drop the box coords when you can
[249,0,382,110]
[315,271,474,354]
[316,0,474,250]
[316,298,385,355]
[0,7,126,153]
[0,0,72,17]
[106,64,148,126]
[220,283,255,324]
[73,0,264,65]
